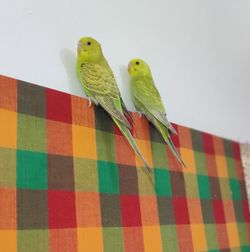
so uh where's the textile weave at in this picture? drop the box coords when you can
[0,75,250,251]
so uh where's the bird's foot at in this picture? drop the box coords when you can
[137,112,143,118]
[88,97,92,107]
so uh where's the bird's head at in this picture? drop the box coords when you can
[128,58,151,77]
[77,37,103,62]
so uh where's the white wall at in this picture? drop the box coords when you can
[1,0,250,142]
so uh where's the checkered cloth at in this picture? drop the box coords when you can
[0,74,250,252]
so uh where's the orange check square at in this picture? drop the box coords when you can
[187,198,203,224]
[180,148,195,173]
[115,134,136,166]
[135,139,153,168]
[0,76,17,111]
[132,114,150,140]
[178,125,193,149]
[215,155,228,178]
[75,192,101,227]
[191,224,207,251]
[0,188,16,229]
[143,226,162,252]
[0,230,16,252]
[72,125,96,159]
[0,109,17,149]
[227,223,240,248]
[71,96,95,128]
[139,196,159,226]
[213,135,225,156]
[223,200,236,223]
[49,228,77,252]
[77,227,103,252]
[205,154,218,177]
[167,146,182,171]
[235,160,244,180]
[216,224,230,249]
[123,227,144,252]
[47,120,73,156]
[176,225,193,252]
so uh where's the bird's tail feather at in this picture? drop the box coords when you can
[157,120,186,167]
[113,117,152,173]
[167,136,186,168]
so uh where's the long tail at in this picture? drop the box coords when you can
[156,120,186,167]
[113,117,152,173]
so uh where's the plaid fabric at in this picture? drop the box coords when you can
[0,74,250,252]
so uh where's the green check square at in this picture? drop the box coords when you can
[17,114,46,152]
[74,158,98,192]
[184,173,199,198]
[137,167,155,195]
[197,175,211,199]
[219,178,231,199]
[160,225,178,252]
[227,157,237,178]
[0,147,16,187]
[231,249,242,252]
[98,161,119,194]
[151,142,167,168]
[103,227,124,252]
[17,230,49,252]
[194,151,207,175]
[17,150,47,189]
[154,168,172,196]
[241,245,250,252]
[229,179,241,200]
[205,224,219,250]
[96,130,116,163]
[237,223,249,245]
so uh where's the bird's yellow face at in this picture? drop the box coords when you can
[77,37,103,62]
[128,58,151,77]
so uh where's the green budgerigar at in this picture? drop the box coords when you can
[128,58,185,167]
[76,37,151,172]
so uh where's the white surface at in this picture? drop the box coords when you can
[0,0,250,142]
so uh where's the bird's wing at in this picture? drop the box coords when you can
[79,62,131,128]
[80,62,119,97]
[133,78,177,134]
[101,57,134,123]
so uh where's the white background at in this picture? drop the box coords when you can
[0,0,249,142]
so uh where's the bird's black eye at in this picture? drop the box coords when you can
[136,61,140,65]
[87,41,91,46]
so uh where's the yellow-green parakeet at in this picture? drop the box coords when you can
[76,37,151,172]
[128,58,185,167]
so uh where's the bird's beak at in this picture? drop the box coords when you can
[128,63,132,74]
[78,41,87,55]
[77,42,82,54]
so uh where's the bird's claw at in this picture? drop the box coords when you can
[88,97,92,107]
[137,112,142,118]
